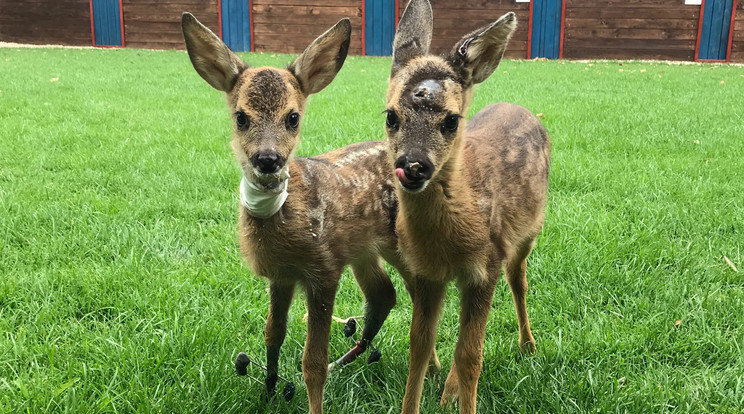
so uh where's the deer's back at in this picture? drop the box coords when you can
[464,103,550,247]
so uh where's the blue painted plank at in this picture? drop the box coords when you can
[699,0,734,60]
[532,0,542,57]
[382,0,394,55]
[221,0,252,52]
[364,0,394,56]
[719,0,734,57]
[709,0,725,58]
[554,0,562,56]
[530,0,562,59]
[374,0,383,55]
[543,0,550,57]
[546,0,556,58]
[365,0,374,55]
[92,0,122,46]
[231,0,239,51]
[240,0,246,51]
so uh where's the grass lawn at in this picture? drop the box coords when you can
[1,47,743,413]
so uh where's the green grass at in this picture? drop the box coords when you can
[1,47,743,413]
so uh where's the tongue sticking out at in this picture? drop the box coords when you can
[395,168,410,184]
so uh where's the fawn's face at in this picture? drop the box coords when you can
[228,68,305,190]
[385,0,516,193]
[386,56,467,193]
[182,13,351,191]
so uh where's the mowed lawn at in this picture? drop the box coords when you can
[1,46,743,413]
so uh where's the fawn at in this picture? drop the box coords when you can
[181,12,438,414]
[383,1,550,412]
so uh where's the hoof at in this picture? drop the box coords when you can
[343,318,357,338]
[235,352,250,376]
[367,349,382,364]
[520,340,536,355]
[283,382,296,401]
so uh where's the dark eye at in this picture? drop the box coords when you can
[441,114,459,133]
[286,112,300,130]
[235,111,249,130]
[386,110,399,130]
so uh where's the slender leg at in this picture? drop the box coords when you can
[303,279,338,414]
[401,277,447,414]
[335,258,397,365]
[389,253,441,374]
[264,282,295,396]
[505,254,536,354]
[440,359,458,406]
[454,278,498,414]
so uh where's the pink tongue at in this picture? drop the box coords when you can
[395,168,410,183]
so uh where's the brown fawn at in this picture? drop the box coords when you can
[181,12,439,414]
[384,1,550,412]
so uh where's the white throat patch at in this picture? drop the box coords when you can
[239,175,289,219]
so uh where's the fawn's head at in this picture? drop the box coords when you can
[385,0,516,193]
[182,13,351,191]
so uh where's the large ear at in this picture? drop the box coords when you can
[181,12,247,92]
[391,0,433,77]
[448,12,517,85]
[288,18,351,96]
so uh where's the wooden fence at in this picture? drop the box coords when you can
[0,0,741,63]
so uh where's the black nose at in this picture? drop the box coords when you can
[251,151,284,174]
[395,155,433,182]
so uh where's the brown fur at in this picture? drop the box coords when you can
[182,12,438,413]
[385,2,550,413]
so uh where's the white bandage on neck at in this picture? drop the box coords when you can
[239,175,289,219]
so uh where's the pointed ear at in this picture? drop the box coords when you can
[391,0,433,77]
[448,12,517,85]
[181,12,247,92]
[288,18,351,96]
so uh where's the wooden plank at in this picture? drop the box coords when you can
[121,0,218,50]
[563,47,694,60]
[568,38,695,49]
[565,28,697,40]
[0,0,91,45]
[125,32,185,43]
[122,0,215,4]
[126,41,186,50]
[253,33,362,47]
[0,25,91,39]
[124,13,218,23]
[124,3,216,14]
[253,40,362,55]
[565,18,698,30]
[430,16,531,30]
[253,23,362,35]
[252,4,362,17]
[568,8,698,19]
[431,8,529,21]
[432,0,529,7]
[429,39,528,55]
[254,0,358,5]
[567,0,698,7]
[0,8,91,19]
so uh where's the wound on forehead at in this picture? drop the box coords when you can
[398,59,459,113]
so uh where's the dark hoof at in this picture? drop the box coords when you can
[283,382,296,401]
[367,349,382,364]
[235,352,250,376]
[343,318,357,338]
